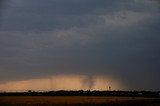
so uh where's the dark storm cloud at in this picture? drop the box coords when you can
[0,0,6,13]
[0,0,9,21]
[0,0,143,31]
[0,0,160,90]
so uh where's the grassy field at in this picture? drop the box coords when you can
[0,96,160,106]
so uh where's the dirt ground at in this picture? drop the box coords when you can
[0,96,160,106]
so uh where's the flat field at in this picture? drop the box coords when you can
[0,96,160,106]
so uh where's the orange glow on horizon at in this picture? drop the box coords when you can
[0,74,126,91]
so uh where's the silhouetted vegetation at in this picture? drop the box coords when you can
[0,90,160,97]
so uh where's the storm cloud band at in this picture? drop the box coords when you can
[0,0,160,91]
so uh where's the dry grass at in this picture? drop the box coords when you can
[0,96,160,106]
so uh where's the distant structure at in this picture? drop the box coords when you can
[28,90,32,93]
[109,86,111,91]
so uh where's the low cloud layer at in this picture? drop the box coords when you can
[0,74,125,91]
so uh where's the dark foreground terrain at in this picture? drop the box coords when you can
[0,91,160,106]
[0,96,160,106]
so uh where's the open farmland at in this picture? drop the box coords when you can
[0,96,160,106]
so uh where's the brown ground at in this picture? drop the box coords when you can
[0,96,160,106]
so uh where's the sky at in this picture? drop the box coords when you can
[0,0,160,91]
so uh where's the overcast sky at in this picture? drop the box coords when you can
[0,0,160,91]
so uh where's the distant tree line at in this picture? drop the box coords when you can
[0,90,160,97]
